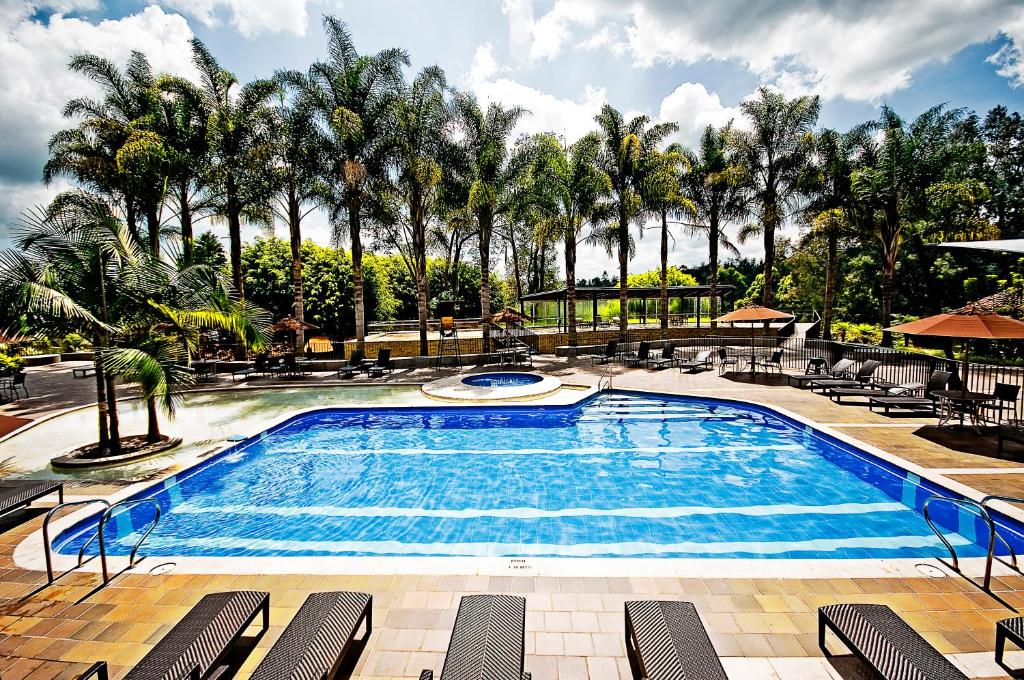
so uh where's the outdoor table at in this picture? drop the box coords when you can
[933,389,995,428]
[192,359,221,382]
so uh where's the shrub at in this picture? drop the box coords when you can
[0,352,25,376]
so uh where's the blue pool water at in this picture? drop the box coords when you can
[461,373,543,388]
[54,391,1024,559]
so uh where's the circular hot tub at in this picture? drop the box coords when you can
[422,371,561,402]
[461,372,544,388]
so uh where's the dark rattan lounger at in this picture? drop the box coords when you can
[0,479,63,520]
[421,594,530,680]
[819,603,968,680]
[625,600,728,680]
[787,358,855,388]
[80,590,269,680]
[251,591,371,680]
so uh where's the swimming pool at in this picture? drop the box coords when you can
[53,391,1024,560]
[461,373,543,388]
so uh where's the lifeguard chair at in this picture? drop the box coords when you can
[436,315,462,368]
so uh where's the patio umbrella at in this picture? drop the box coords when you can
[488,307,535,325]
[886,303,1024,396]
[713,304,794,370]
[271,316,318,333]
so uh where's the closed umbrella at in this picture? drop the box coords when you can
[886,303,1024,397]
[713,304,794,370]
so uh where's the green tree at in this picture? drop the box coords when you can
[593,104,678,334]
[735,87,820,307]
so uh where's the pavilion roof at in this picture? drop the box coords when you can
[518,284,734,302]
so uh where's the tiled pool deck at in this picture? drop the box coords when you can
[3,358,1024,678]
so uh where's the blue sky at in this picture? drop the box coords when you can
[3,0,1024,277]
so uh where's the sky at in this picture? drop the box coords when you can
[3,0,1024,280]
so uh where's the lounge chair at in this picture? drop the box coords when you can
[829,381,923,404]
[818,603,968,680]
[625,601,727,680]
[621,341,651,367]
[337,349,365,379]
[231,353,268,381]
[787,358,855,388]
[754,349,784,373]
[997,615,1024,671]
[420,594,530,680]
[0,479,63,521]
[365,348,393,377]
[678,350,714,373]
[80,590,270,680]
[810,359,882,393]
[717,347,739,375]
[250,591,372,680]
[647,343,679,369]
[868,370,951,415]
[583,340,618,365]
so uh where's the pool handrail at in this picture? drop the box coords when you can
[96,498,161,583]
[43,498,111,583]
[922,493,1020,591]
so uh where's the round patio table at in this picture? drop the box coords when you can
[933,389,994,428]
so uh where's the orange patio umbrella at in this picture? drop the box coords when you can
[714,304,794,369]
[886,303,1024,395]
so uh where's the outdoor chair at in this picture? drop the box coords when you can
[337,349,365,379]
[625,600,727,680]
[787,358,855,388]
[365,348,394,377]
[647,343,679,369]
[717,347,740,375]
[810,359,882,393]
[621,341,651,367]
[79,591,270,680]
[420,594,530,680]
[232,353,268,381]
[583,340,617,365]
[0,479,63,522]
[265,355,283,377]
[981,382,1022,424]
[278,353,303,378]
[754,349,784,373]
[818,603,968,680]
[868,370,951,416]
[829,381,923,405]
[249,591,372,680]
[1,372,28,401]
[679,350,714,373]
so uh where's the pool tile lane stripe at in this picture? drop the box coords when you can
[271,444,806,456]
[173,501,909,519]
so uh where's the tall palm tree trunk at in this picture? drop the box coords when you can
[762,214,777,307]
[93,340,110,450]
[709,216,720,329]
[104,374,120,454]
[479,214,493,352]
[412,199,429,356]
[618,213,629,336]
[565,228,577,347]
[179,180,193,263]
[659,210,669,336]
[146,207,161,257]
[146,397,161,443]
[288,182,305,352]
[226,176,246,359]
[822,232,837,341]
[348,196,366,352]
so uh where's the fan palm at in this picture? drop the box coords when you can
[679,125,749,327]
[735,87,820,307]
[593,105,678,333]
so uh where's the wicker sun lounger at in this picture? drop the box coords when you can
[647,343,679,369]
[365,349,394,377]
[421,594,530,680]
[583,340,617,365]
[818,603,968,680]
[810,359,882,393]
[787,358,855,388]
[678,350,714,373]
[0,479,63,520]
[250,591,372,680]
[81,590,270,680]
[828,382,921,404]
[621,341,652,367]
[337,349,365,379]
[867,370,951,416]
[625,600,728,680]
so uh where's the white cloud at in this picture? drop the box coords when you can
[153,0,314,38]
[502,0,1024,101]
[0,4,197,233]
[464,44,608,143]
[656,82,743,148]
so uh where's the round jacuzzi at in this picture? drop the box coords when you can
[461,372,544,388]
[422,371,561,402]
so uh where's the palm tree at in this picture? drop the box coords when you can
[286,17,408,351]
[189,38,277,303]
[643,145,694,334]
[452,93,529,350]
[594,105,678,334]
[679,125,750,327]
[269,86,329,351]
[380,66,452,355]
[45,51,167,254]
[735,87,820,307]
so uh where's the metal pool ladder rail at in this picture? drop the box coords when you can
[43,497,161,586]
[923,493,1022,591]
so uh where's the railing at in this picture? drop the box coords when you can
[491,320,539,353]
[368,317,484,334]
[805,310,822,340]
[43,499,111,584]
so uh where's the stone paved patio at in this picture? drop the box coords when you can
[2,357,1024,678]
